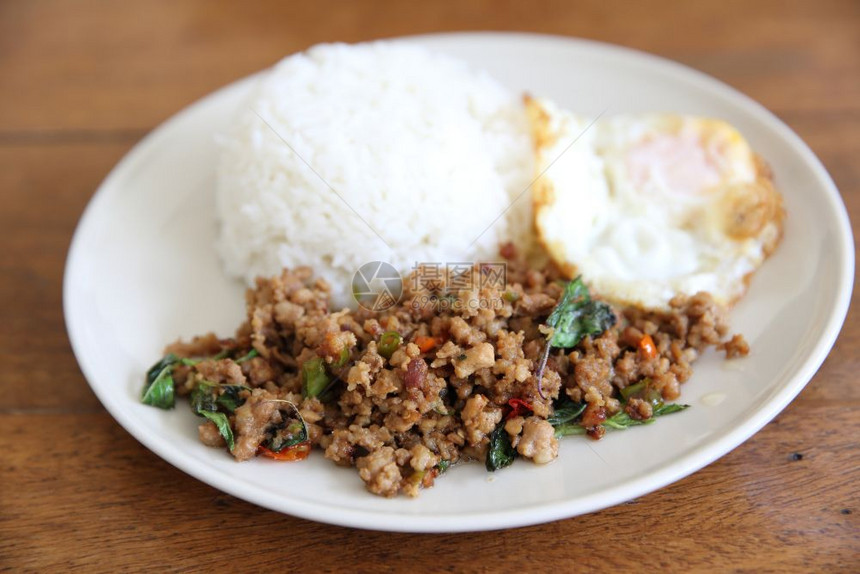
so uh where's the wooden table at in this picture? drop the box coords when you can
[2,1,857,570]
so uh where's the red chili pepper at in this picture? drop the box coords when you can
[506,398,533,420]
[258,442,311,461]
[638,334,658,360]
[414,335,442,354]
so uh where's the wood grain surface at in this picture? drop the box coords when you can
[1,1,857,571]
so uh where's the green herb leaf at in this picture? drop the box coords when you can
[262,402,308,453]
[332,346,350,368]
[620,380,648,402]
[502,290,519,303]
[486,425,517,472]
[602,411,641,430]
[652,403,689,417]
[145,354,178,387]
[265,419,308,452]
[189,381,218,414]
[548,397,588,438]
[200,411,235,451]
[141,368,175,409]
[547,398,587,427]
[546,277,616,349]
[301,357,331,398]
[141,354,179,409]
[235,349,259,364]
[217,385,249,413]
[534,277,616,398]
[179,348,229,367]
[551,399,689,437]
[554,423,588,438]
[378,331,402,359]
[436,460,451,474]
[190,381,249,416]
[619,378,664,408]
[603,403,690,430]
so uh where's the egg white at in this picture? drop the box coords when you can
[527,97,784,310]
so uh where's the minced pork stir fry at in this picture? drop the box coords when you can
[141,247,748,497]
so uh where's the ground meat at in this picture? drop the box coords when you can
[505,416,525,448]
[573,353,613,399]
[164,259,749,497]
[461,394,502,446]
[499,241,517,260]
[274,300,304,325]
[318,330,356,364]
[409,443,438,472]
[324,429,357,466]
[581,402,607,428]
[516,292,556,315]
[356,446,402,497]
[448,316,486,346]
[164,333,223,358]
[516,417,558,464]
[719,334,750,358]
[198,421,226,447]
[242,356,277,387]
[195,359,247,386]
[625,398,653,421]
[453,342,495,378]
[232,390,279,461]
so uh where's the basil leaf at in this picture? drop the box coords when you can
[200,411,235,451]
[262,403,308,453]
[266,419,308,452]
[180,349,232,367]
[301,358,331,398]
[486,425,517,472]
[653,403,689,417]
[535,278,616,398]
[217,385,249,413]
[141,354,179,409]
[145,354,178,386]
[545,277,616,349]
[603,411,643,430]
[547,399,586,427]
[180,347,230,366]
[554,423,588,438]
[188,381,216,415]
[551,401,689,437]
[604,403,690,430]
[235,349,259,364]
[620,380,648,402]
[190,381,249,416]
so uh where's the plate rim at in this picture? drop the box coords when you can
[63,31,855,532]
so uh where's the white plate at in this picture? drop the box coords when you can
[64,33,854,532]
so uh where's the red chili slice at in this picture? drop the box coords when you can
[506,398,534,420]
[258,442,311,461]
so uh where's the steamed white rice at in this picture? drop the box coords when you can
[216,41,533,305]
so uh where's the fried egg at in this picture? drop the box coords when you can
[526,97,784,310]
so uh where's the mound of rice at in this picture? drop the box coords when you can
[216,41,533,306]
